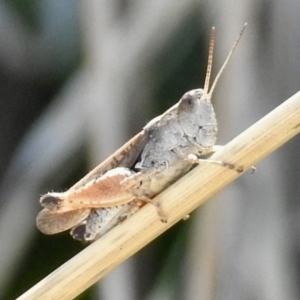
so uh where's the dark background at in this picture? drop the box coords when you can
[0,1,300,300]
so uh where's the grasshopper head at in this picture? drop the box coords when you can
[175,24,246,152]
[177,89,217,149]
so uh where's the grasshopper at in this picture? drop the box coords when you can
[36,24,247,242]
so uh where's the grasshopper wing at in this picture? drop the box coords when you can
[40,130,149,210]
[37,130,149,234]
[36,208,90,234]
[68,130,149,192]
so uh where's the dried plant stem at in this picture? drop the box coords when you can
[18,91,300,300]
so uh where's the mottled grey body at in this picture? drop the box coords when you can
[79,88,218,242]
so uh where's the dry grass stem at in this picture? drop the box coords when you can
[18,91,300,300]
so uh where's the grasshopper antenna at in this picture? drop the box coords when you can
[203,27,215,95]
[208,23,247,98]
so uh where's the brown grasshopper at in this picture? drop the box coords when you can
[36,24,247,242]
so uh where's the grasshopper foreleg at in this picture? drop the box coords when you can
[185,145,226,166]
[187,145,256,173]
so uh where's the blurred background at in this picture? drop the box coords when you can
[0,0,300,299]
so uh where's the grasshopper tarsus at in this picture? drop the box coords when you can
[250,166,257,174]
[136,196,168,222]
[182,215,190,221]
[236,166,244,173]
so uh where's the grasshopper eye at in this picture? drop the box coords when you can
[178,95,196,113]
